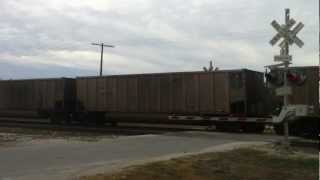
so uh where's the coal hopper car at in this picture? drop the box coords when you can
[76,69,270,131]
[0,78,76,122]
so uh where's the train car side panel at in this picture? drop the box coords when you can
[244,70,268,116]
[288,67,319,112]
[214,72,230,114]
[96,77,107,111]
[116,77,127,112]
[184,73,199,114]
[198,73,214,113]
[159,75,171,113]
[171,74,186,113]
[105,77,117,112]
[0,78,76,118]
[87,78,98,111]
[127,76,138,112]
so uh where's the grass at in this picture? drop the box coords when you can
[79,148,318,180]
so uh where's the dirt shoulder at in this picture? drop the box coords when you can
[0,127,118,147]
[79,145,318,180]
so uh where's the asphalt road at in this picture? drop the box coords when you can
[0,131,282,180]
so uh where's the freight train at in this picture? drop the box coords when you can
[0,66,318,136]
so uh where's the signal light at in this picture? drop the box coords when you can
[287,71,299,82]
[265,73,276,82]
[265,72,283,86]
[286,71,306,85]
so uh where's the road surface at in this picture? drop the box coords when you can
[0,131,282,180]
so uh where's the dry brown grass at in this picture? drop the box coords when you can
[79,148,318,180]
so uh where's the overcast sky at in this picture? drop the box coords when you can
[0,0,318,79]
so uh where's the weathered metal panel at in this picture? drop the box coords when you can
[228,71,246,115]
[199,73,214,113]
[116,77,127,112]
[96,77,106,111]
[76,69,270,116]
[0,81,8,109]
[26,81,34,110]
[127,76,138,112]
[159,75,171,113]
[33,80,40,110]
[21,81,27,109]
[39,80,48,109]
[87,78,97,111]
[47,80,54,109]
[171,74,185,113]
[55,79,64,104]
[76,78,86,110]
[184,73,199,113]
[214,72,230,114]
[150,75,161,113]
[64,78,76,112]
[288,67,319,111]
[0,82,3,109]
[138,76,150,112]
[0,78,75,117]
[243,70,267,116]
[105,77,117,111]
[11,81,19,109]
[48,80,56,109]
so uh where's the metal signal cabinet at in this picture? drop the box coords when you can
[0,78,76,118]
[76,69,268,122]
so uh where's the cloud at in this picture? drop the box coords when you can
[0,0,318,79]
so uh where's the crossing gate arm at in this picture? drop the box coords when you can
[168,115,273,123]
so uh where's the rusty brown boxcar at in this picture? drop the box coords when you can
[269,66,319,114]
[76,69,268,123]
[0,78,76,119]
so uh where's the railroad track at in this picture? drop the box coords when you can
[0,117,193,135]
[0,117,273,135]
[0,117,317,143]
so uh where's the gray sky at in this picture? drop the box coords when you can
[0,0,318,79]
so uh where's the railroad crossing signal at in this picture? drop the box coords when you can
[268,9,305,150]
[270,13,304,49]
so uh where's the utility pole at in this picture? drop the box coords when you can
[91,43,115,76]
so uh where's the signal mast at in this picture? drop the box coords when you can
[266,9,304,148]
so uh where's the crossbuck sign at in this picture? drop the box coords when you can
[270,9,304,62]
[270,20,304,48]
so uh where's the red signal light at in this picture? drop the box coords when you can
[286,71,306,85]
[287,71,300,82]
